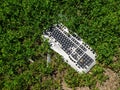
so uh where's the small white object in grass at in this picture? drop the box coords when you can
[29,59,34,63]
[47,53,51,67]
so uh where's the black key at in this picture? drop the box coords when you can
[75,48,84,56]
[79,45,87,51]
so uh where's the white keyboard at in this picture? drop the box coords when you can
[43,23,96,73]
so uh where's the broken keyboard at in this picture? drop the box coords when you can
[43,23,96,73]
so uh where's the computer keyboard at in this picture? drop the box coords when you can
[43,23,96,73]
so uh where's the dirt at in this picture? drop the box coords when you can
[61,79,90,90]
[61,68,120,90]
[96,68,120,90]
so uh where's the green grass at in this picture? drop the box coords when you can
[0,0,120,90]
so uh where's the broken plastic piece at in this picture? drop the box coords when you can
[47,53,51,67]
